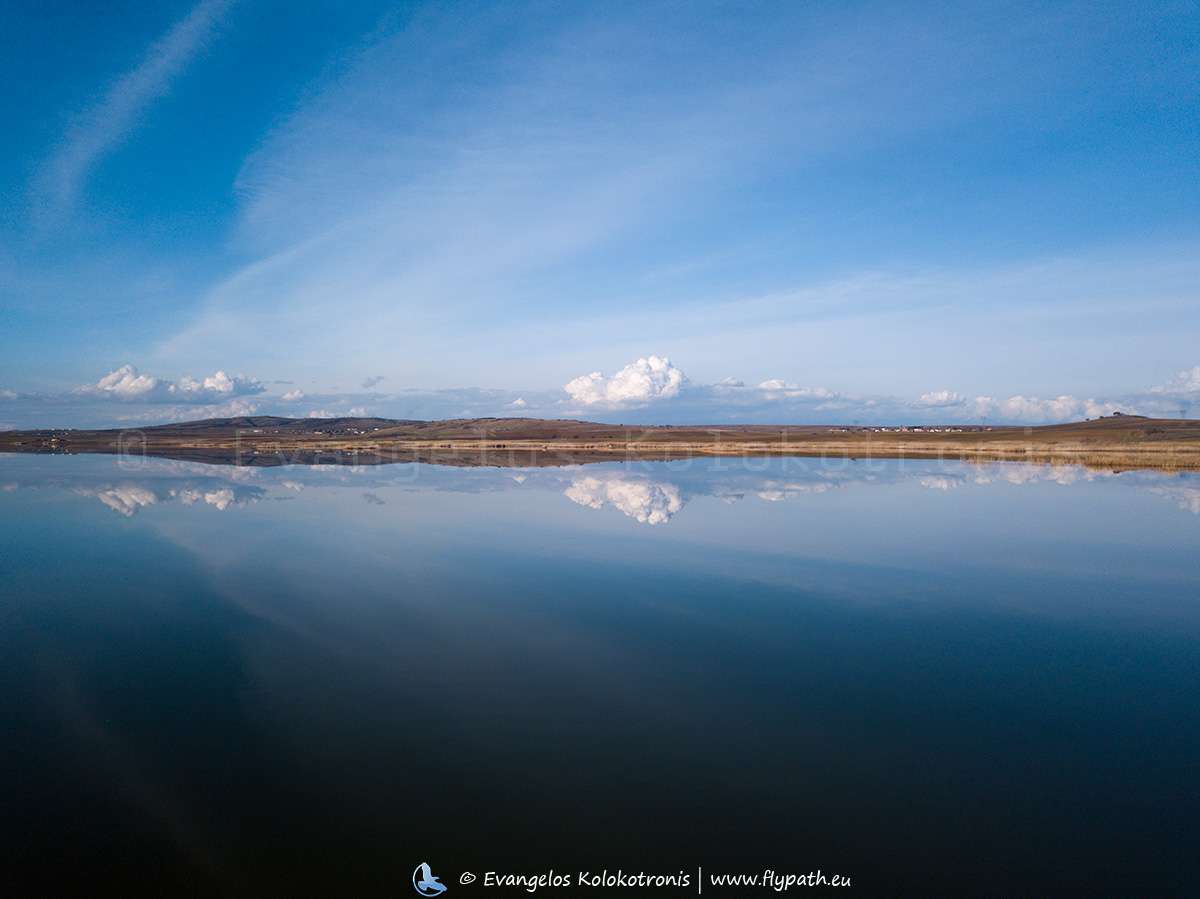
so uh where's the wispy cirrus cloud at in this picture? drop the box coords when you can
[3,0,1198,419]
[32,0,234,226]
[160,0,1079,384]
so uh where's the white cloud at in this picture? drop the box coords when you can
[914,389,964,408]
[90,364,159,399]
[33,0,233,224]
[971,394,1132,423]
[174,370,258,400]
[79,364,264,404]
[755,481,835,501]
[564,474,684,525]
[82,485,159,517]
[1147,485,1200,515]
[111,397,259,422]
[177,487,257,511]
[1082,399,1133,419]
[757,380,838,400]
[7,355,1193,430]
[919,475,966,491]
[130,0,1200,402]
[74,480,260,516]
[255,367,1163,426]
[304,406,368,418]
[564,355,686,407]
[981,463,1099,487]
[995,395,1083,421]
[1150,366,1200,395]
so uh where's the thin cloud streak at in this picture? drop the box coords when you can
[154,2,1041,382]
[32,0,233,226]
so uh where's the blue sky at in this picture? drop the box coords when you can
[2,0,1198,427]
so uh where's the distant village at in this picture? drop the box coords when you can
[830,425,993,434]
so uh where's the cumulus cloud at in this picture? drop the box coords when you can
[564,474,684,524]
[10,356,1195,430]
[1147,485,1200,515]
[564,355,686,407]
[83,485,159,517]
[78,364,264,404]
[563,355,1161,424]
[87,365,159,399]
[919,475,967,491]
[176,487,260,511]
[914,390,964,408]
[1150,366,1200,395]
[303,405,367,418]
[71,479,262,516]
[971,394,1131,423]
[977,463,1102,487]
[757,380,838,400]
[173,371,264,401]
[755,481,835,501]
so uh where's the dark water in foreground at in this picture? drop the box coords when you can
[1,453,1198,896]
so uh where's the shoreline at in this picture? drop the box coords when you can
[4,437,1199,471]
[3,414,1199,471]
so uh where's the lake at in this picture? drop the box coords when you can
[2,452,1197,895]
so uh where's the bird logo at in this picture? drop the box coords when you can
[413,862,448,896]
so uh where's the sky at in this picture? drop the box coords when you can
[2,0,1198,428]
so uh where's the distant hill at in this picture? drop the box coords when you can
[3,413,1198,470]
[138,415,414,435]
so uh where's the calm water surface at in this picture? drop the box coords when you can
[2,453,1198,895]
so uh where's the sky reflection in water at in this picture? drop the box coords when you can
[1,453,1198,895]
